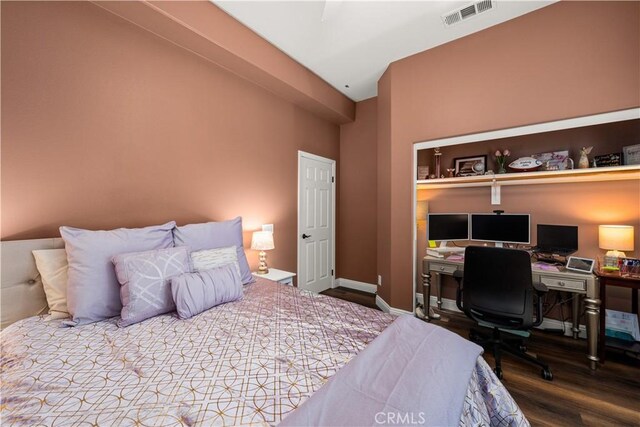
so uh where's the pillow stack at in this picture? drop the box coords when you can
[33,217,254,327]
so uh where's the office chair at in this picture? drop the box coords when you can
[453,246,553,381]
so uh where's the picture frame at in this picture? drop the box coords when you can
[532,150,570,171]
[594,153,622,168]
[622,144,640,165]
[417,165,429,180]
[453,155,487,177]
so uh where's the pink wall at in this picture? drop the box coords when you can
[1,1,340,274]
[338,98,378,284]
[417,179,640,312]
[378,1,640,310]
[93,1,355,124]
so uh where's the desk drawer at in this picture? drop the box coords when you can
[540,276,586,292]
[429,263,458,275]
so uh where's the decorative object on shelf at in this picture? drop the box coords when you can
[453,155,486,177]
[623,144,640,165]
[508,156,543,172]
[417,165,429,180]
[594,153,622,168]
[434,147,442,178]
[599,225,634,268]
[620,258,640,278]
[532,150,571,171]
[446,168,455,178]
[251,230,275,275]
[494,149,511,174]
[578,146,593,169]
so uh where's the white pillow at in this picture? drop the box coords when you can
[32,249,70,320]
[191,246,242,277]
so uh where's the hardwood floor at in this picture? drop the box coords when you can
[322,287,640,426]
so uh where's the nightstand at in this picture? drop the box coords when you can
[253,268,296,286]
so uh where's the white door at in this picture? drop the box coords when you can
[298,151,335,293]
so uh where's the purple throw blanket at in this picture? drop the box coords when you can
[280,315,483,426]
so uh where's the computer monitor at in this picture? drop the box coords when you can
[470,213,530,246]
[427,213,469,243]
[536,224,578,255]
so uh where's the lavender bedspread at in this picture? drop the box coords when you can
[1,278,527,426]
[281,315,483,426]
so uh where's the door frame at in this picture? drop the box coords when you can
[297,150,336,290]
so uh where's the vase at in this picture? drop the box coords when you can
[497,164,506,174]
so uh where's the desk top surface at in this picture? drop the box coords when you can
[423,255,596,280]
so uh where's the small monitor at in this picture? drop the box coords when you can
[427,214,469,242]
[470,214,530,245]
[537,224,578,253]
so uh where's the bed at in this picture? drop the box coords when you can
[1,238,528,426]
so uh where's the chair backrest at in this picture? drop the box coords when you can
[461,246,534,329]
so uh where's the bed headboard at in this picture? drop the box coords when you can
[1,238,64,329]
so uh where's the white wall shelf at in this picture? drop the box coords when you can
[416,164,640,190]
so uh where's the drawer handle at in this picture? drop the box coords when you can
[559,281,566,287]
[440,267,445,271]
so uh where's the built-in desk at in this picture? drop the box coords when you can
[422,256,601,370]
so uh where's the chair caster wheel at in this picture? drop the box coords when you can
[494,367,503,380]
[541,369,553,381]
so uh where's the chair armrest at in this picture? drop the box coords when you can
[532,281,548,295]
[453,270,464,281]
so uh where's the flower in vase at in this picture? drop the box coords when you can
[495,148,511,173]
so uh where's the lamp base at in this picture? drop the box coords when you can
[256,251,269,275]
[605,250,626,258]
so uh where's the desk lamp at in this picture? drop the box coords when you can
[251,231,274,274]
[599,225,634,262]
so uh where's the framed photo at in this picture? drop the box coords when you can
[454,155,487,177]
[532,150,570,171]
[594,153,622,168]
[417,165,429,180]
[623,144,640,165]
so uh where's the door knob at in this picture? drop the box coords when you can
[302,234,311,239]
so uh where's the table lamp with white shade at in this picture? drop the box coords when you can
[251,231,274,274]
[599,225,634,258]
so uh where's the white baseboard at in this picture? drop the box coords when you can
[415,293,587,339]
[335,278,377,294]
[376,295,414,316]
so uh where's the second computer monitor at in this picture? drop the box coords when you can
[536,224,578,254]
[470,213,530,245]
[427,213,469,242]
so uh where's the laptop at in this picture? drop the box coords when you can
[533,224,578,257]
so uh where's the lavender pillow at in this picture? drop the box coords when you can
[60,221,175,326]
[112,246,190,327]
[172,217,254,284]
[171,263,243,319]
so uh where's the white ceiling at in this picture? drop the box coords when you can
[214,1,555,102]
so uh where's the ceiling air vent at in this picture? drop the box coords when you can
[442,0,496,27]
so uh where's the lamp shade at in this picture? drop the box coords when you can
[251,231,274,251]
[598,225,634,251]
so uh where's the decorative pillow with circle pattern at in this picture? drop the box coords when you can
[112,246,191,327]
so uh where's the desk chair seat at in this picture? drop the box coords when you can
[454,246,553,381]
